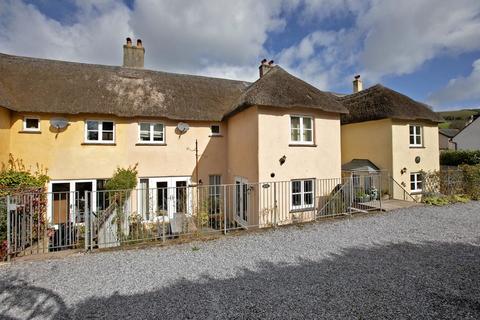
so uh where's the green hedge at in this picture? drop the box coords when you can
[440,150,480,166]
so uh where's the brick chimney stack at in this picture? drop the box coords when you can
[123,37,145,68]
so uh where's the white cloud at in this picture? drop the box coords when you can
[0,0,132,66]
[428,59,480,105]
[0,0,480,104]
[358,0,480,80]
[0,0,295,82]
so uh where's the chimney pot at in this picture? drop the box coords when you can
[137,39,142,48]
[259,58,275,78]
[126,37,132,47]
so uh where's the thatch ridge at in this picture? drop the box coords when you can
[0,53,250,121]
[338,84,443,124]
[224,66,348,118]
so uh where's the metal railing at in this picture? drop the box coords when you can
[1,172,411,259]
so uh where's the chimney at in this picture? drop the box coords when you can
[259,59,274,78]
[123,37,145,68]
[353,75,363,93]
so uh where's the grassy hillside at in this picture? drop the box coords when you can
[437,109,480,129]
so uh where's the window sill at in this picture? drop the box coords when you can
[290,207,315,213]
[410,191,422,195]
[289,143,317,147]
[209,134,223,138]
[409,146,425,149]
[136,142,167,146]
[19,130,41,134]
[81,142,116,146]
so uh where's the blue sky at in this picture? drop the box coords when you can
[1,0,480,111]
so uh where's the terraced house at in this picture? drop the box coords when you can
[0,39,347,235]
[0,39,441,252]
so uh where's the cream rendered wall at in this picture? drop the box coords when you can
[0,107,11,164]
[8,112,227,183]
[257,106,342,182]
[391,120,440,195]
[341,119,393,174]
[226,106,259,184]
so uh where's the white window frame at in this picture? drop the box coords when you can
[290,115,314,144]
[290,179,315,210]
[410,172,423,193]
[208,175,222,214]
[84,120,115,143]
[23,116,40,132]
[210,124,221,136]
[138,122,165,144]
[409,124,423,147]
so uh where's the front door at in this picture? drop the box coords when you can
[49,180,96,225]
[142,177,191,220]
[234,177,249,224]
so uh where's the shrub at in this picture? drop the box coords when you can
[440,150,480,166]
[105,164,138,191]
[0,155,49,260]
[460,164,480,200]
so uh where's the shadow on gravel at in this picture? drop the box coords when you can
[1,240,479,319]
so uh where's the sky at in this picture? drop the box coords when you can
[0,0,479,111]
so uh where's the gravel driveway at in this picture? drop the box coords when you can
[1,202,479,319]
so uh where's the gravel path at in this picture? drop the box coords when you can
[1,202,479,319]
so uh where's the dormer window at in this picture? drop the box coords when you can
[23,117,40,132]
[210,124,221,136]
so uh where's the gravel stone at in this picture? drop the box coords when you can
[1,202,479,319]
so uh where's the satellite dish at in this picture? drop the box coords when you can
[50,118,69,129]
[177,122,189,133]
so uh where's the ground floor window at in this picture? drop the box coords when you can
[410,172,423,193]
[291,179,314,210]
[209,175,221,214]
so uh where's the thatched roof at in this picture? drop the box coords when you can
[0,53,249,121]
[0,53,348,121]
[338,84,443,125]
[225,66,348,118]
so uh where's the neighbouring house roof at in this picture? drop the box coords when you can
[341,159,380,172]
[439,128,459,138]
[0,53,348,121]
[337,84,443,125]
[224,66,349,118]
[452,115,480,139]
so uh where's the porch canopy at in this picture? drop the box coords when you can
[342,159,380,173]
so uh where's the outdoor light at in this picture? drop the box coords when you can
[279,155,286,165]
[401,167,407,174]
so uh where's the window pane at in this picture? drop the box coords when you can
[87,121,98,130]
[304,180,313,192]
[87,131,99,141]
[416,135,422,145]
[410,135,415,145]
[304,193,313,205]
[291,129,301,141]
[153,124,164,141]
[102,131,114,141]
[211,125,220,134]
[291,117,300,129]
[25,118,39,129]
[102,121,114,131]
[303,117,312,129]
[411,182,416,190]
[409,125,414,135]
[292,181,301,193]
[303,129,313,142]
[292,194,301,206]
